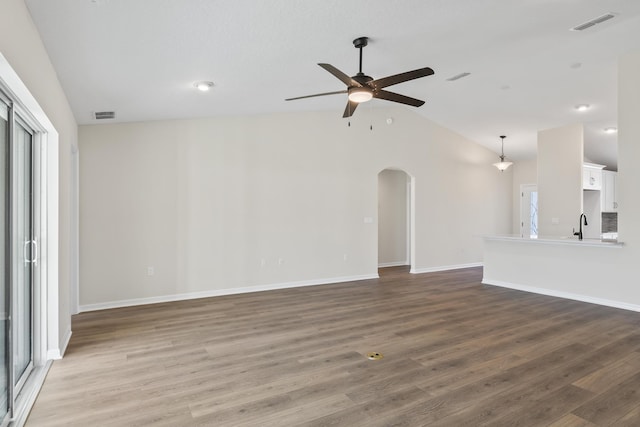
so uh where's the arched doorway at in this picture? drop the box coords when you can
[378,169,414,272]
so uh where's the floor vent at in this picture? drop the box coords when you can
[366,351,384,360]
[94,111,116,120]
[571,13,616,31]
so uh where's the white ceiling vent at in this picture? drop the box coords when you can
[93,111,115,120]
[447,72,471,82]
[571,13,616,31]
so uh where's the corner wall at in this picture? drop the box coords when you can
[0,0,76,352]
[537,124,583,237]
[79,107,512,309]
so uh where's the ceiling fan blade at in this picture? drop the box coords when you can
[374,90,425,107]
[369,67,434,89]
[285,90,347,101]
[343,100,359,118]
[319,63,362,87]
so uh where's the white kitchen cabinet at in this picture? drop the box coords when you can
[601,170,618,212]
[583,163,605,190]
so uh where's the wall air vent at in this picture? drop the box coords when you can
[571,13,616,31]
[94,111,115,120]
[447,72,471,82]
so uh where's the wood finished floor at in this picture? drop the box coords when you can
[27,267,640,426]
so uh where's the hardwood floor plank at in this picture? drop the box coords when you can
[572,370,640,425]
[548,414,598,427]
[573,351,640,392]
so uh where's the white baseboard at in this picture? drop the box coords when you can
[46,327,71,360]
[79,273,380,312]
[378,261,409,268]
[482,278,640,313]
[411,262,483,274]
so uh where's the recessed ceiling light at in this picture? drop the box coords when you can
[194,81,214,92]
[575,104,590,112]
[604,127,618,134]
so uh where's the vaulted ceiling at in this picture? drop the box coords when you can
[25,0,640,168]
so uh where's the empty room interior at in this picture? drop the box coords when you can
[2,0,640,426]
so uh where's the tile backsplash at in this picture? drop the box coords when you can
[602,212,618,233]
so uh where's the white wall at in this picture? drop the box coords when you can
[511,158,537,234]
[617,53,640,244]
[79,107,512,309]
[537,124,583,237]
[0,0,76,351]
[378,169,408,267]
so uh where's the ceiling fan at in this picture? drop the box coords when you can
[286,37,435,118]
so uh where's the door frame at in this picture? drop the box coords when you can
[377,168,415,272]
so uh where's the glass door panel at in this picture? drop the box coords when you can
[0,98,9,424]
[12,121,33,392]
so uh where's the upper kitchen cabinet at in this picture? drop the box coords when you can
[601,170,618,212]
[583,162,605,190]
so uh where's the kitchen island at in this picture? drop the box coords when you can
[482,234,639,312]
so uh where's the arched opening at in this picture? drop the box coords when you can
[378,169,414,273]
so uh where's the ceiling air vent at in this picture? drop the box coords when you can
[94,111,115,120]
[571,13,616,31]
[447,72,471,82]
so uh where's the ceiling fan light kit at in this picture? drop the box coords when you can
[286,36,434,118]
[348,87,373,103]
[493,135,513,172]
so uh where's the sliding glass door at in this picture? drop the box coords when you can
[12,120,34,395]
[0,93,36,426]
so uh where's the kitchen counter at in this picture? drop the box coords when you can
[484,234,623,248]
[482,233,637,313]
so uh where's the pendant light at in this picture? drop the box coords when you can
[493,135,513,172]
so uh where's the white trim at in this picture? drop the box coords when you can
[482,278,640,313]
[79,274,380,312]
[378,261,409,268]
[410,262,483,274]
[70,146,79,315]
[11,361,53,427]
[47,327,71,360]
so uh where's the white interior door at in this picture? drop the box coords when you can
[520,184,538,238]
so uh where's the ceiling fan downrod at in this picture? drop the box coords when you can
[353,37,368,75]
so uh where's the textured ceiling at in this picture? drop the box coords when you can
[24,0,640,168]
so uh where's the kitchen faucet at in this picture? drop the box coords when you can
[573,213,588,240]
